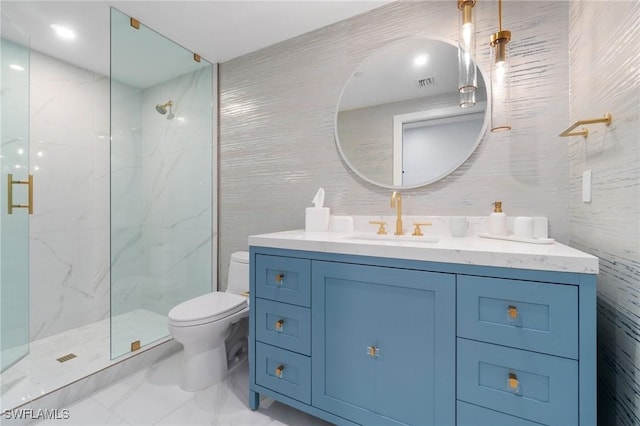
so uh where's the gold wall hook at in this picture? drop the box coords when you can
[559,113,612,137]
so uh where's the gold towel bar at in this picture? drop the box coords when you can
[559,113,612,137]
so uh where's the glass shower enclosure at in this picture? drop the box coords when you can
[0,14,30,373]
[110,8,213,358]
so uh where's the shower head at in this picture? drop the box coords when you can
[155,100,173,115]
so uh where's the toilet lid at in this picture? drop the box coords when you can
[168,292,247,326]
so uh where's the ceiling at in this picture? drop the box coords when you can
[1,0,392,79]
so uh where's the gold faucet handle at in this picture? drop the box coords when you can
[412,222,432,236]
[369,220,387,235]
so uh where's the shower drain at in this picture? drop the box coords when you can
[56,353,77,363]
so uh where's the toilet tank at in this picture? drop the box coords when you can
[226,251,249,295]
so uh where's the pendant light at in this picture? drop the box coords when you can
[458,0,477,108]
[490,0,512,131]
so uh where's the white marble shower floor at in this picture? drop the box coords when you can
[0,309,170,411]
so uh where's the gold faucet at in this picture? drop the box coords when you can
[390,191,403,235]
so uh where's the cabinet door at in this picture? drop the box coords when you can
[312,261,455,426]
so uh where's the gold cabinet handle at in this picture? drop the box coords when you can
[508,305,519,320]
[7,174,33,215]
[366,345,380,358]
[369,220,387,235]
[275,319,284,332]
[508,372,520,393]
[275,273,284,285]
[412,222,432,236]
[275,364,285,378]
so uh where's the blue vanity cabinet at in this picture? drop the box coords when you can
[311,261,456,426]
[248,246,596,426]
[456,273,596,426]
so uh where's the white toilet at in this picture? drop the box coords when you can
[168,251,249,391]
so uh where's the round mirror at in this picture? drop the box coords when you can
[335,37,488,189]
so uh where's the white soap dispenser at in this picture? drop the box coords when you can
[489,201,508,236]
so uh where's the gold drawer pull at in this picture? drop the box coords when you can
[508,372,520,393]
[275,364,285,378]
[275,319,284,332]
[507,305,519,319]
[275,273,284,285]
[366,345,380,358]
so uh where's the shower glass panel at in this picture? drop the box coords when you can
[110,8,213,359]
[0,14,30,372]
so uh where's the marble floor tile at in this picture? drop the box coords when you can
[33,350,333,426]
[1,309,169,410]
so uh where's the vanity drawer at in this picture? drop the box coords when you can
[255,255,310,307]
[457,338,578,426]
[255,342,311,404]
[457,275,578,359]
[457,401,545,426]
[255,299,311,355]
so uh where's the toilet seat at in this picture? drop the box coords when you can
[168,292,247,327]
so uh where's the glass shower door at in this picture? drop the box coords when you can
[1,14,30,373]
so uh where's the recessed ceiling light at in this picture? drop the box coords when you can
[9,64,25,71]
[51,24,76,40]
[414,54,428,66]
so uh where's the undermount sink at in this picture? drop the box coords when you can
[342,233,440,244]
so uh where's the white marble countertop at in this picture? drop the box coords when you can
[249,228,599,274]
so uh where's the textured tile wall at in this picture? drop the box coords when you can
[219,1,570,286]
[568,2,640,425]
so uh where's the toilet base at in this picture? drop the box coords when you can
[180,344,227,391]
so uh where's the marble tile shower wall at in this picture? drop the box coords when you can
[568,3,640,425]
[219,1,569,287]
[112,68,214,318]
[30,51,215,340]
[110,79,144,316]
[139,68,214,315]
[29,51,110,340]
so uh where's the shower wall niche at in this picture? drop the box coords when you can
[110,8,214,358]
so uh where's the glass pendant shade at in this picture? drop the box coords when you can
[459,88,476,108]
[458,0,477,93]
[490,30,511,131]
